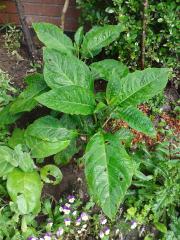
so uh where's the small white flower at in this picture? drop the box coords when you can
[115,229,120,235]
[104,227,110,235]
[131,221,137,229]
[99,231,104,239]
[62,206,71,215]
[81,212,89,221]
[64,218,71,226]
[82,224,87,229]
[75,217,81,226]
[47,222,53,228]
[72,210,77,216]
[56,227,64,237]
[65,203,71,208]
[68,195,75,203]
[77,230,82,234]
[100,218,107,225]
[59,206,63,212]
[44,235,51,240]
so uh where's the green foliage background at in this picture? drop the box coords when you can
[77,0,179,69]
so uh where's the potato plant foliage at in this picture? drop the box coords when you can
[0,23,170,219]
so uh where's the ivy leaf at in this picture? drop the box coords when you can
[33,22,74,54]
[43,48,93,90]
[90,59,129,81]
[10,74,47,114]
[40,164,63,185]
[25,135,70,159]
[36,86,96,115]
[112,106,156,137]
[0,146,15,177]
[84,132,134,219]
[107,68,170,105]
[25,116,77,142]
[81,25,125,58]
[7,169,42,214]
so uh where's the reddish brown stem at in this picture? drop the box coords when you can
[61,0,70,30]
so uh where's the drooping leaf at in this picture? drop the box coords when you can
[90,59,129,81]
[10,74,48,114]
[0,146,15,177]
[84,132,134,219]
[8,128,25,149]
[107,68,170,105]
[40,164,63,185]
[25,116,77,142]
[43,48,93,90]
[25,134,70,159]
[112,106,156,137]
[33,22,74,54]
[13,145,35,172]
[74,26,84,47]
[7,169,42,214]
[54,139,78,166]
[36,86,96,115]
[81,25,125,58]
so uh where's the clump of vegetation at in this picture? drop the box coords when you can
[0,22,178,240]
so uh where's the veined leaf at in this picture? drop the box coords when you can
[26,115,77,142]
[43,48,93,90]
[7,169,42,214]
[113,106,156,137]
[33,22,74,54]
[107,68,170,105]
[0,146,15,177]
[81,25,125,58]
[25,135,70,159]
[36,86,96,115]
[85,132,134,219]
[90,59,129,81]
[8,128,25,149]
[10,73,47,114]
[0,104,22,127]
[74,26,84,47]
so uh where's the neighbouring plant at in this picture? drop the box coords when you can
[77,0,179,69]
[0,22,170,223]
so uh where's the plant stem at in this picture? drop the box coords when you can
[61,0,70,30]
[141,0,148,70]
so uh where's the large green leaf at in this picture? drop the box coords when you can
[0,146,15,177]
[90,59,129,81]
[36,86,96,115]
[112,106,156,137]
[33,22,74,54]
[85,132,134,219]
[81,25,124,58]
[107,68,169,105]
[26,116,77,142]
[43,48,93,90]
[25,135,70,159]
[10,74,47,114]
[7,169,42,214]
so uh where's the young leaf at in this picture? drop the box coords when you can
[10,73,48,114]
[43,48,93,90]
[0,104,22,127]
[25,116,77,142]
[74,26,84,47]
[107,68,170,106]
[36,86,96,115]
[7,169,42,214]
[112,106,156,137]
[33,22,74,54]
[84,132,134,219]
[81,25,125,58]
[40,164,63,185]
[25,135,70,159]
[90,59,129,81]
[8,128,25,149]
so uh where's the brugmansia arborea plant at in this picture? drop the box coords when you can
[0,23,170,219]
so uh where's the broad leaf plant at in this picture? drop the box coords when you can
[0,23,170,219]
